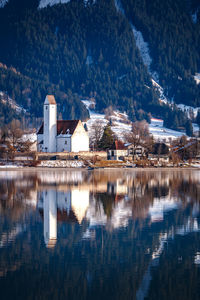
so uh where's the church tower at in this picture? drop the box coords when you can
[43,95,57,152]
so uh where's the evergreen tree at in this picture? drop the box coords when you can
[196,109,200,137]
[185,120,193,137]
[99,124,115,150]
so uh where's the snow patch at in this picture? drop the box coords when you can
[86,55,93,65]
[177,103,200,118]
[38,160,84,168]
[191,8,199,24]
[151,79,169,104]
[194,252,200,265]
[194,73,200,84]
[114,0,125,15]
[0,164,23,169]
[132,25,152,71]
[0,91,26,113]
[0,0,8,8]
[38,0,70,9]
[22,133,37,143]
[38,0,95,8]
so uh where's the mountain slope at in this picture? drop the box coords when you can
[0,0,198,132]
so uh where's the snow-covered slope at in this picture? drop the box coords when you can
[115,0,200,116]
[82,99,186,141]
[176,103,200,118]
[0,91,26,113]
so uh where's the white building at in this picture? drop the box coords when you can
[37,95,89,153]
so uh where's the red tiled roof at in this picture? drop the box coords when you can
[110,140,126,150]
[37,120,79,135]
[57,120,79,135]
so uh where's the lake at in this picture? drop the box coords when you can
[0,169,199,300]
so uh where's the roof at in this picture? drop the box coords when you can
[151,118,163,122]
[45,95,56,105]
[110,140,126,150]
[37,120,79,135]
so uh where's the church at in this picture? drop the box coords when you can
[37,95,89,153]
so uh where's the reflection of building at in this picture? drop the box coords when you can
[39,188,89,247]
[107,179,128,196]
[43,190,57,248]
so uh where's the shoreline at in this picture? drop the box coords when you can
[0,166,199,171]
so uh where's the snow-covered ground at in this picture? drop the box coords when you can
[39,160,84,168]
[0,164,23,169]
[82,99,186,141]
[149,119,185,141]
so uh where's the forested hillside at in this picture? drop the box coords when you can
[121,0,200,107]
[0,0,199,131]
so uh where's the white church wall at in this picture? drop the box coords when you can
[71,122,89,152]
[56,135,71,152]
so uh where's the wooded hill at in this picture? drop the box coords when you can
[0,0,199,132]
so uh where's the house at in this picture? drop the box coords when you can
[108,140,127,160]
[126,144,146,160]
[37,95,89,153]
[148,142,170,164]
[148,154,169,164]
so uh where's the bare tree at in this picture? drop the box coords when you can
[123,120,149,148]
[89,120,104,150]
[8,120,23,149]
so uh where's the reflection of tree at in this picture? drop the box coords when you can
[96,193,115,218]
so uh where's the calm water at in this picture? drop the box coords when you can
[0,169,200,300]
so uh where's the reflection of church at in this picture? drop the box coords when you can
[38,188,89,248]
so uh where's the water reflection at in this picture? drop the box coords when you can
[0,169,199,300]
